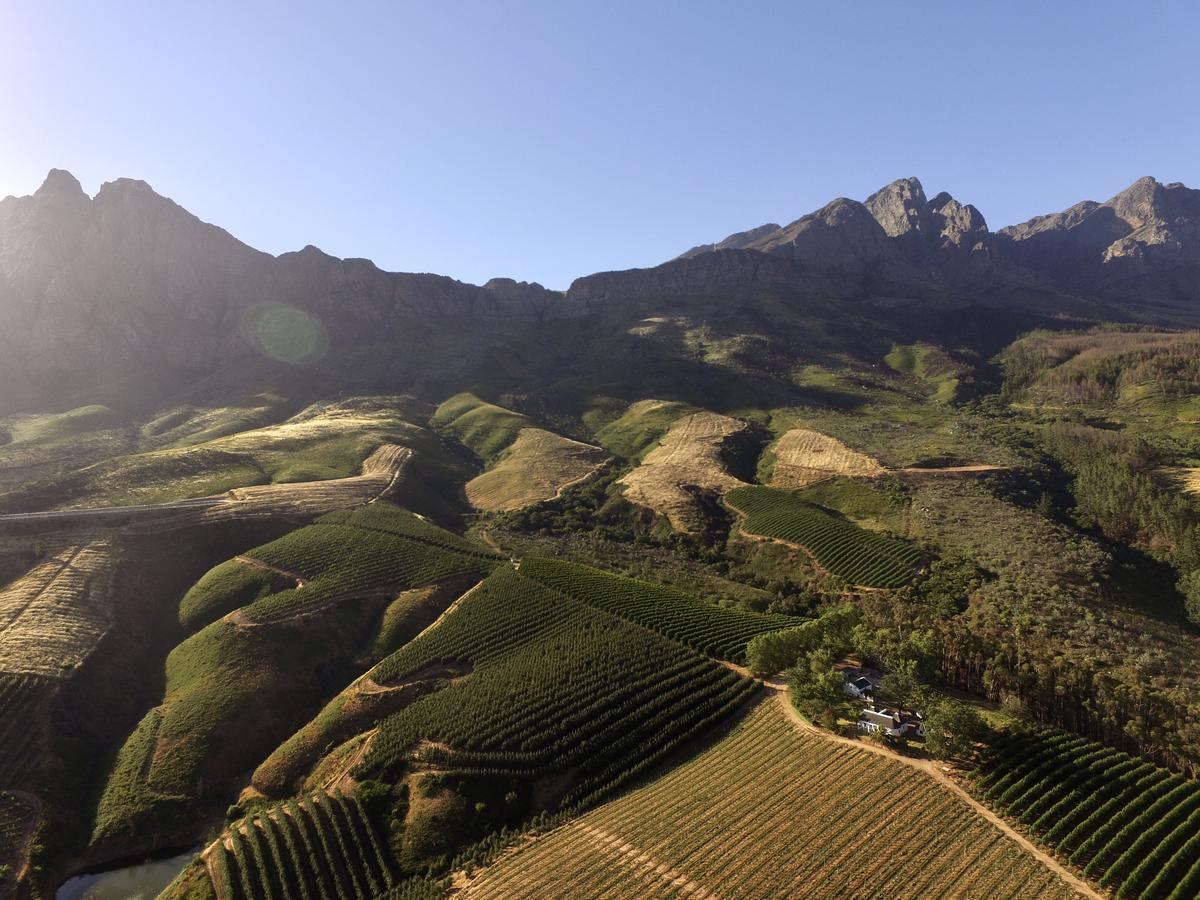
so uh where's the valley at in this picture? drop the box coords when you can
[1,170,1200,899]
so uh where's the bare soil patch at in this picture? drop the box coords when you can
[466,428,607,512]
[769,428,884,488]
[619,412,750,532]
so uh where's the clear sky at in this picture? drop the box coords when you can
[2,1,1197,289]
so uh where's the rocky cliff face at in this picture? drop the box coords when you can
[566,248,799,309]
[995,177,1200,301]
[0,171,564,411]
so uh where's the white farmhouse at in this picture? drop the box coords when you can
[857,706,925,739]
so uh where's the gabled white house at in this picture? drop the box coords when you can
[857,706,925,739]
[839,666,881,701]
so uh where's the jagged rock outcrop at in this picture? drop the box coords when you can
[928,192,990,249]
[745,197,917,287]
[996,177,1200,300]
[678,174,1199,303]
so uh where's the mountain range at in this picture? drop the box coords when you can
[1,169,1198,414]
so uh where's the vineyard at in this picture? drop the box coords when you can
[206,790,395,900]
[977,725,1200,899]
[237,504,500,623]
[516,557,796,664]
[359,567,756,811]
[724,486,921,587]
[0,673,52,787]
[462,698,1076,898]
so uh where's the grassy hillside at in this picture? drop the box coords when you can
[232,565,758,883]
[0,396,474,518]
[431,393,530,462]
[517,557,796,664]
[592,399,698,461]
[90,505,501,842]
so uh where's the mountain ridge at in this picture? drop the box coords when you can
[1,168,1197,416]
[683,174,1200,301]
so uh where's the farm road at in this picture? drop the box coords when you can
[761,679,1100,899]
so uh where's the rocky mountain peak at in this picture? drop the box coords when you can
[928,192,989,249]
[863,177,930,239]
[1106,176,1166,227]
[35,168,86,200]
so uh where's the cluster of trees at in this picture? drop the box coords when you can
[1001,328,1200,403]
[753,598,987,761]
[496,464,641,542]
[1041,424,1200,625]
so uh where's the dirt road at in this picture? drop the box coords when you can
[762,680,1101,899]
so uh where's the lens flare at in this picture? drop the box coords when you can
[240,302,329,365]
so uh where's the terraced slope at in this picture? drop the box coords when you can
[205,791,395,900]
[0,790,38,889]
[91,504,501,841]
[725,486,921,588]
[237,504,500,623]
[0,541,114,676]
[357,568,756,811]
[464,428,607,512]
[517,557,796,664]
[0,674,54,787]
[978,725,1200,899]
[618,411,749,531]
[462,698,1079,899]
[768,427,884,488]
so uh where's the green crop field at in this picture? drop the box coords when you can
[91,504,502,839]
[462,697,1076,899]
[977,725,1200,899]
[725,485,921,587]
[360,568,756,811]
[516,557,796,664]
[208,790,395,900]
[238,504,501,623]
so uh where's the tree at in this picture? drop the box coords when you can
[879,657,922,710]
[923,697,987,760]
[788,648,850,728]
[1179,569,1200,627]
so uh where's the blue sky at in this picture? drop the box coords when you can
[2,1,1197,289]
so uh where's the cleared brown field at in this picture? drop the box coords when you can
[769,427,885,488]
[619,412,749,532]
[465,428,607,511]
[0,444,412,534]
[0,541,114,677]
[462,698,1082,899]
